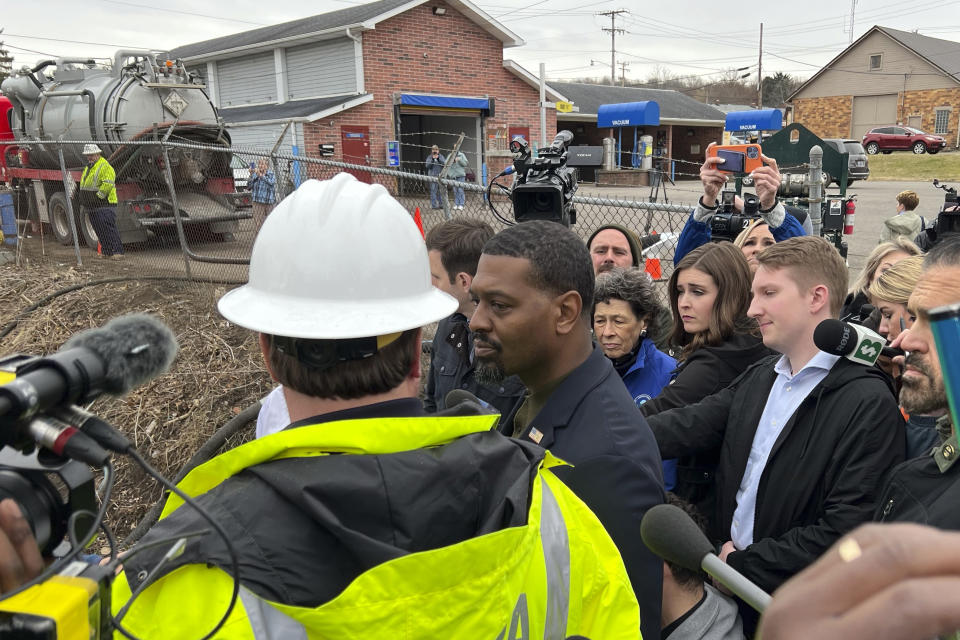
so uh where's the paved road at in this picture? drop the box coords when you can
[581,177,949,278]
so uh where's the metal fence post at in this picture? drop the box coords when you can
[160,144,193,280]
[56,143,84,266]
[808,145,823,237]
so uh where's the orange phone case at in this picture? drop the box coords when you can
[708,144,763,173]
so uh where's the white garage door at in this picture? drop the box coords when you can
[851,95,898,140]
[225,123,301,156]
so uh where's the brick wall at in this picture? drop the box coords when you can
[902,87,960,147]
[792,89,960,147]
[302,1,555,180]
[792,96,853,139]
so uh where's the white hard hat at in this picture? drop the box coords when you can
[218,173,456,340]
[82,144,102,155]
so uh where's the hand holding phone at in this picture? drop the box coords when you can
[708,144,763,174]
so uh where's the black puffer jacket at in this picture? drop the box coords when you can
[648,356,905,594]
[641,332,772,537]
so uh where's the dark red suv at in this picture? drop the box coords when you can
[861,126,946,155]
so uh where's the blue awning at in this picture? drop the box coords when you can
[597,101,660,128]
[399,94,490,109]
[724,109,783,132]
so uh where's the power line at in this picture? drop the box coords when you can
[102,0,269,26]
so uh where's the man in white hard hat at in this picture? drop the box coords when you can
[79,143,124,259]
[0,173,643,638]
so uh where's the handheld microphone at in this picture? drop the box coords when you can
[813,319,886,366]
[444,389,494,411]
[0,314,178,450]
[640,503,772,613]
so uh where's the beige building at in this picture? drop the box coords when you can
[788,26,960,149]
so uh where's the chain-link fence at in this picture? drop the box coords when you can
[3,139,698,303]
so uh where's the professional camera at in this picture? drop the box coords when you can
[711,191,760,241]
[918,179,960,249]
[509,130,578,226]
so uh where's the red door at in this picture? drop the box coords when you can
[341,126,371,183]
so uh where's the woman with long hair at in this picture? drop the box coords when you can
[734,218,776,274]
[868,255,935,459]
[642,242,771,535]
[840,237,921,325]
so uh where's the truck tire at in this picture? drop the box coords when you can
[79,209,100,249]
[47,192,76,245]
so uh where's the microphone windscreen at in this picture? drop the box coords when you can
[445,388,487,410]
[640,503,714,572]
[65,314,179,395]
[813,318,856,356]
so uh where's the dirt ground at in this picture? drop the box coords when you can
[0,242,272,543]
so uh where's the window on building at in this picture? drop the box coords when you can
[935,109,950,135]
[869,54,882,70]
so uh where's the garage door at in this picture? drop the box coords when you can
[851,95,898,140]
[225,123,300,156]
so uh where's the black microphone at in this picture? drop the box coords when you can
[0,314,178,449]
[882,345,905,359]
[641,503,772,613]
[813,318,886,366]
[444,389,493,411]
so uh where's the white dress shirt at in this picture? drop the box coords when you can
[731,351,840,549]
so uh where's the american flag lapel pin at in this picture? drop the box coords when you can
[529,427,543,444]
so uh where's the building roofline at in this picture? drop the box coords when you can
[174,0,523,62]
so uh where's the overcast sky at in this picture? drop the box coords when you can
[4,0,960,91]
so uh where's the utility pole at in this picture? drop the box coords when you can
[757,22,763,108]
[618,61,630,86]
[848,0,858,43]
[599,10,628,87]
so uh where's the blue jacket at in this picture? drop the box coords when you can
[502,345,666,640]
[618,339,678,490]
[673,210,806,266]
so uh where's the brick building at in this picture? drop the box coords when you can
[547,82,726,180]
[167,0,558,183]
[788,26,960,149]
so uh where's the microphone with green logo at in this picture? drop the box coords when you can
[813,319,887,366]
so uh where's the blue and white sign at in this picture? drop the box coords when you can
[597,101,660,128]
[724,109,783,132]
[386,140,400,167]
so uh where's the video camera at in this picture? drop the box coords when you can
[711,191,760,241]
[508,130,578,227]
[919,179,960,249]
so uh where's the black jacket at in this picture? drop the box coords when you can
[648,355,905,594]
[125,399,544,605]
[642,332,772,537]
[424,313,525,421]
[875,416,960,526]
[503,345,666,640]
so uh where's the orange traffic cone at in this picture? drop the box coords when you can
[645,258,662,280]
[413,206,425,239]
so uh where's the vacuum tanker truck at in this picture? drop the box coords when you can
[0,50,251,247]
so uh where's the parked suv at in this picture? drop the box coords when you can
[822,139,870,187]
[861,126,946,155]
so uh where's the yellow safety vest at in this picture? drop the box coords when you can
[79,156,117,204]
[112,414,642,639]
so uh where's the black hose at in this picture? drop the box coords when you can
[121,400,261,547]
[0,274,244,342]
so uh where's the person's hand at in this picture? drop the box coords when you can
[700,143,728,205]
[0,499,44,593]
[750,154,781,211]
[759,523,960,640]
[719,540,736,562]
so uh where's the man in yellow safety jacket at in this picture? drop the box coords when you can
[105,173,642,638]
[79,143,124,259]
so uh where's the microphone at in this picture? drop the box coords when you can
[0,314,178,449]
[882,345,905,359]
[444,389,493,411]
[813,319,886,366]
[641,503,772,613]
